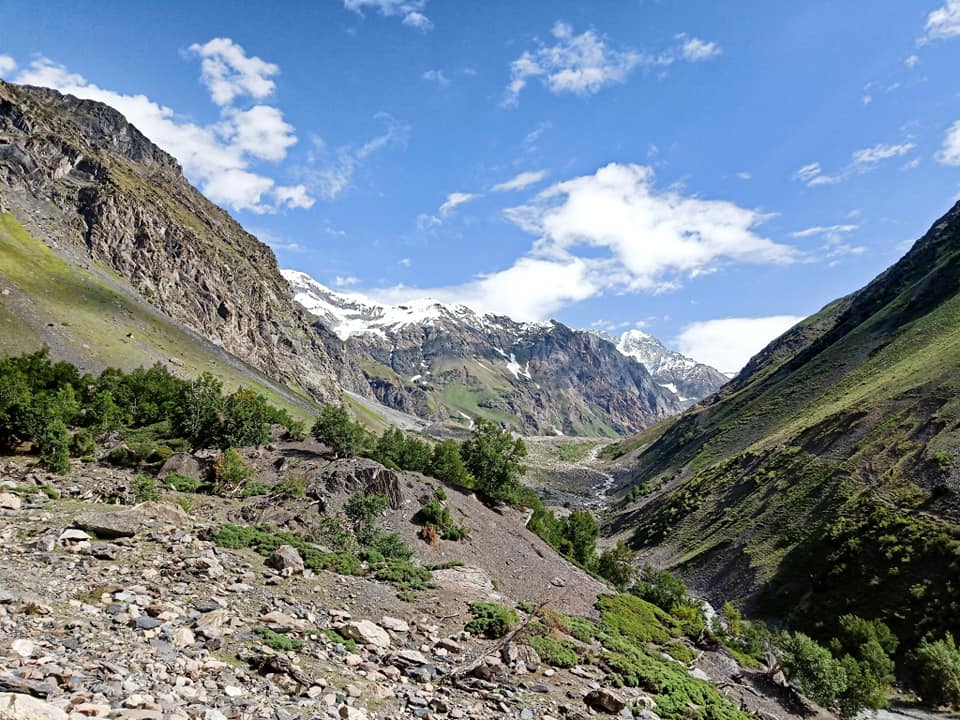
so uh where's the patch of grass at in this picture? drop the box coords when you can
[253,626,303,651]
[526,635,581,667]
[664,641,698,665]
[321,628,356,652]
[162,472,207,493]
[597,593,678,645]
[240,481,270,497]
[132,475,159,503]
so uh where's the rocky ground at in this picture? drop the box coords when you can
[0,443,829,720]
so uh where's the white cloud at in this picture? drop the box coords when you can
[398,257,412,267]
[905,54,920,69]
[794,143,916,186]
[439,192,480,216]
[416,213,441,231]
[491,170,548,192]
[422,69,449,86]
[679,37,721,61]
[674,315,804,374]
[925,0,960,40]
[334,275,360,287]
[12,46,310,214]
[736,171,752,180]
[379,163,796,322]
[343,0,432,30]
[505,163,796,292]
[862,94,873,105]
[503,22,642,106]
[188,38,279,107]
[0,55,16,78]
[936,120,960,165]
[303,114,409,199]
[791,224,864,258]
[790,224,859,239]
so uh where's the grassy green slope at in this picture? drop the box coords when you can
[0,212,317,422]
[608,202,960,650]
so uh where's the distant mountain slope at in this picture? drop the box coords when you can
[608,201,960,650]
[0,81,367,403]
[283,270,683,436]
[616,329,728,405]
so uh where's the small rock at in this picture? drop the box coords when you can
[0,493,21,511]
[11,639,35,658]
[133,616,162,631]
[337,706,367,720]
[380,616,409,633]
[339,620,391,649]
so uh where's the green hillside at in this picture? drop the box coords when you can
[0,212,317,421]
[608,201,960,652]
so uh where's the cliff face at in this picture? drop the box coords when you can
[0,81,366,401]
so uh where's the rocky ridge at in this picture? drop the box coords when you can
[0,81,367,402]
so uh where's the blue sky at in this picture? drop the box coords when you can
[2,0,960,372]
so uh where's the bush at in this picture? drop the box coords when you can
[344,491,390,541]
[427,440,473,487]
[596,542,637,590]
[911,632,960,707]
[71,428,96,457]
[527,635,581,667]
[213,448,254,495]
[633,565,690,614]
[162,472,206,493]
[465,602,519,639]
[372,560,434,591]
[321,628,357,652]
[272,472,308,499]
[132,475,159,503]
[775,632,848,710]
[240,481,270,497]
[311,404,368,458]
[561,511,599,566]
[460,419,526,504]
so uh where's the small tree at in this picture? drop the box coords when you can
[460,419,526,504]
[344,491,390,544]
[776,632,848,710]
[911,633,960,707]
[213,448,254,495]
[428,439,473,486]
[311,404,367,458]
[562,510,599,566]
[596,542,637,590]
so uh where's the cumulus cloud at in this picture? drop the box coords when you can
[674,315,804,374]
[439,192,480,216]
[12,44,310,214]
[905,54,920,69]
[491,170,548,192]
[925,0,960,40]
[503,22,642,106]
[502,25,720,106]
[380,163,798,321]
[936,120,960,165]
[679,36,721,61]
[343,0,432,30]
[188,38,278,106]
[0,55,16,78]
[794,143,915,186]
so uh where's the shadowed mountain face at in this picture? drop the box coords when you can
[0,81,371,404]
[284,270,684,436]
[609,201,960,648]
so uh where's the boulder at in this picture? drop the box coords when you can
[157,453,203,480]
[501,642,540,671]
[265,545,304,575]
[584,689,625,714]
[339,619,391,649]
[0,493,21,511]
[74,502,189,538]
[0,693,68,720]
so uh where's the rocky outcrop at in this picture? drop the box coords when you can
[0,81,367,401]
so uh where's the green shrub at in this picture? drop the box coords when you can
[372,560,433,591]
[272,472,308,499]
[597,593,677,645]
[107,445,137,468]
[213,448,254,495]
[132,475,159,503]
[465,602,519,639]
[775,632,848,710]
[441,524,467,541]
[596,542,637,590]
[253,626,303,651]
[527,635,580,667]
[240,481,270,497]
[163,472,206,493]
[460,419,526,504]
[321,628,357,652]
[427,439,473,487]
[910,632,960,708]
[664,642,698,665]
[71,428,96,457]
[434,486,446,501]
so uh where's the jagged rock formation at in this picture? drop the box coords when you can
[283,270,682,436]
[615,329,728,406]
[0,81,366,401]
[608,201,960,651]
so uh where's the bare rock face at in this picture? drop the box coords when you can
[0,692,68,720]
[0,81,368,402]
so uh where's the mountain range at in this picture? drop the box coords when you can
[282,270,727,435]
[0,80,723,439]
